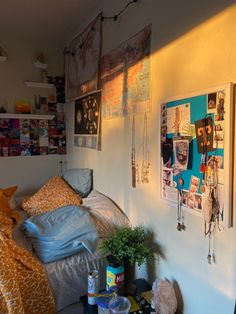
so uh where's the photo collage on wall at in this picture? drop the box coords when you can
[0,103,66,157]
[160,84,233,229]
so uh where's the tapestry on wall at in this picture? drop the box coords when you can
[74,91,101,150]
[0,104,66,157]
[100,24,152,119]
[66,13,102,101]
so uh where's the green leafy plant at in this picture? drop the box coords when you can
[100,225,154,267]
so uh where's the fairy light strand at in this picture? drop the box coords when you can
[64,0,139,56]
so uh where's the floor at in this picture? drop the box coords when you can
[57,302,84,314]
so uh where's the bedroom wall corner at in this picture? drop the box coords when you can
[0,37,65,195]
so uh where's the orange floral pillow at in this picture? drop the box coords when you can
[22,176,82,216]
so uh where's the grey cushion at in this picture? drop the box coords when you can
[63,168,92,197]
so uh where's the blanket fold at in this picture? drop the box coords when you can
[0,212,55,314]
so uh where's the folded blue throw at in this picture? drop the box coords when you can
[21,205,98,263]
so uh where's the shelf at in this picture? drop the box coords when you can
[33,61,48,69]
[25,81,54,88]
[0,113,54,120]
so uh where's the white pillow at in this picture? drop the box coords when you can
[82,190,129,236]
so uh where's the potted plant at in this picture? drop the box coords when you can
[100,225,157,291]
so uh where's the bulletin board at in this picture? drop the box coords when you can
[160,83,233,229]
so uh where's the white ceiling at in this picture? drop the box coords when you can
[0,0,101,45]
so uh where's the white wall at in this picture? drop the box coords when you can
[66,1,236,313]
[0,37,64,195]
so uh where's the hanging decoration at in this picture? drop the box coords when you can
[132,114,151,187]
[65,13,102,101]
[160,83,233,263]
[131,115,136,188]
[139,113,150,184]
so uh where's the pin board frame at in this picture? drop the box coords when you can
[160,83,233,229]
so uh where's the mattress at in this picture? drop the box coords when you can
[13,190,129,311]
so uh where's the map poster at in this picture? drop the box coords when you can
[74,91,101,150]
[66,13,102,101]
[101,24,151,119]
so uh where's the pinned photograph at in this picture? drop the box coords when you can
[173,138,189,170]
[188,193,195,209]
[194,193,202,211]
[207,93,217,112]
[162,167,173,187]
[189,175,200,193]
[213,131,224,148]
[182,190,189,207]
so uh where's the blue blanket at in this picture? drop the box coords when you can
[21,205,98,263]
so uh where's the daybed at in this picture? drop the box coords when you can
[2,169,129,313]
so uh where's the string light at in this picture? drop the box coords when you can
[64,0,140,56]
[101,0,138,22]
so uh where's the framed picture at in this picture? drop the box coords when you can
[160,83,233,228]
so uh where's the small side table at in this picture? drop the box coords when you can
[80,296,98,314]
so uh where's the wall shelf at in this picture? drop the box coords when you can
[0,113,54,120]
[24,81,54,88]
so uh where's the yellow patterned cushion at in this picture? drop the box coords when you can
[22,176,82,216]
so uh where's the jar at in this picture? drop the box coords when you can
[96,291,113,314]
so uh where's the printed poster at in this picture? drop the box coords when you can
[74,91,101,150]
[101,24,151,119]
[66,14,102,101]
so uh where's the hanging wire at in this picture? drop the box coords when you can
[101,0,138,21]
[64,0,139,56]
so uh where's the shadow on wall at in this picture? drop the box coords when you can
[150,0,236,52]
[172,280,184,314]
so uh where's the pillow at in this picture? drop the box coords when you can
[82,190,130,236]
[0,186,21,222]
[21,205,98,263]
[63,168,92,197]
[22,176,81,216]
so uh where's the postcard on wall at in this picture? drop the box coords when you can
[182,189,189,207]
[162,185,178,203]
[193,193,202,211]
[189,175,200,194]
[166,103,190,134]
[173,138,189,170]
[162,167,173,187]
[207,93,217,113]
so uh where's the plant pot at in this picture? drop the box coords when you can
[106,255,124,290]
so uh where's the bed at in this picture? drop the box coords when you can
[11,169,129,312]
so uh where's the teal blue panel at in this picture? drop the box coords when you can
[166,93,223,193]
